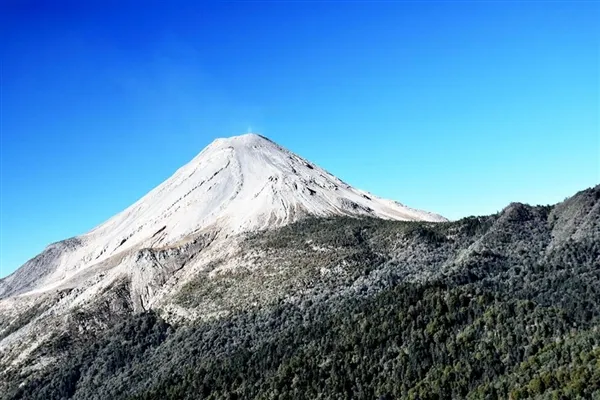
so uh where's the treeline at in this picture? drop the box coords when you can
[4,187,600,399]
[8,261,599,399]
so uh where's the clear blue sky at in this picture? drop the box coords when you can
[1,1,598,277]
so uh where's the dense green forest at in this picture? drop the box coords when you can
[3,186,599,399]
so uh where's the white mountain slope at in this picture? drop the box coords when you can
[0,133,445,300]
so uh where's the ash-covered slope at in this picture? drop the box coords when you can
[0,133,444,299]
[89,133,444,245]
[3,186,598,400]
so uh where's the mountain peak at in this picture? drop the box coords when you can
[0,133,445,298]
[209,133,272,147]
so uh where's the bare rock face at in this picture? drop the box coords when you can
[1,133,445,301]
[129,234,216,312]
[0,133,447,377]
[0,238,83,299]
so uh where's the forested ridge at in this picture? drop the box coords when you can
[3,186,599,399]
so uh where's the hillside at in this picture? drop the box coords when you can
[2,185,598,399]
[0,133,443,301]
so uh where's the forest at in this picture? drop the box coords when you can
[3,186,599,400]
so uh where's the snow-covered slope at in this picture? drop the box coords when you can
[0,133,445,299]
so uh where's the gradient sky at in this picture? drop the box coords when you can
[1,1,598,277]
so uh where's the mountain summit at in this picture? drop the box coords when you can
[93,133,444,242]
[1,136,598,399]
[0,133,444,299]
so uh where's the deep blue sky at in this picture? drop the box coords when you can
[1,1,598,277]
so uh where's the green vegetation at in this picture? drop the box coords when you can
[0,301,49,341]
[3,186,599,399]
